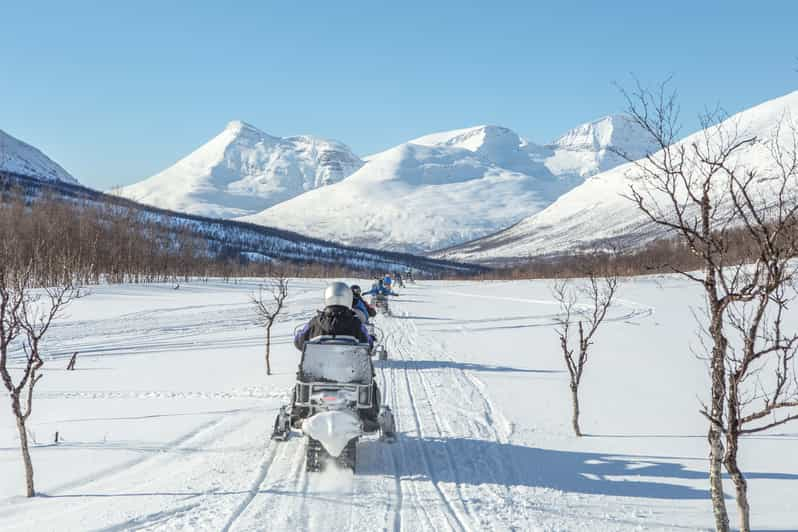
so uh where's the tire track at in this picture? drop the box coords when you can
[385,361,427,532]
[220,439,280,532]
[387,318,471,532]
[43,415,229,496]
[416,318,541,529]
[386,362,443,532]
[375,351,405,532]
[393,318,476,527]
[386,302,537,530]
[2,414,250,531]
[227,434,309,531]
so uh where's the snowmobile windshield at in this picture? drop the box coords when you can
[301,338,372,384]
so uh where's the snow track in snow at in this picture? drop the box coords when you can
[380,310,538,530]
[215,293,527,532]
[5,280,763,530]
[219,440,279,532]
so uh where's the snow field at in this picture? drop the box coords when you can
[0,277,796,530]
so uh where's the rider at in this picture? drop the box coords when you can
[291,282,380,427]
[351,284,376,321]
[294,282,371,350]
[363,278,399,298]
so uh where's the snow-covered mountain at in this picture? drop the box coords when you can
[116,121,363,218]
[242,118,656,253]
[2,171,476,275]
[439,90,798,264]
[544,114,656,178]
[0,129,78,184]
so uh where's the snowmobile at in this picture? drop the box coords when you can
[271,336,396,472]
[367,323,388,360]
[370,294,391,316]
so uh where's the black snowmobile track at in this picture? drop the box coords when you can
[306,437,358,472]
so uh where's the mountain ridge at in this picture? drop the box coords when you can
[0,129,78,184]
[438,89,798,263]
[240,117,657,253]
[116,122,364,218]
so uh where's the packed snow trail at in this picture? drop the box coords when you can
[215,289,539,532]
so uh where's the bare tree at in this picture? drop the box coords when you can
[553,272,618,437]
[66,351,78,370]
[620,79,798,532]
[252,277,289,375]
[0,244,82,497]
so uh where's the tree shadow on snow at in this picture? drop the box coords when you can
[391,314,451,321]
[379,359,559,374]
[358,436,797,500]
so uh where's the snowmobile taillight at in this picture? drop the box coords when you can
[323,396,337,402]
[358,386,370,406]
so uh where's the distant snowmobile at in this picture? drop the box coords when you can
[363,280,398,316]
[367,322,388,360]
[271,336,396,472]
[370,294,391,316]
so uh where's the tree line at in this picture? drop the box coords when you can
[460,221,798,281]
[0,187,449,286]
[1,171,478,281]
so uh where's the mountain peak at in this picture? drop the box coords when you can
[225,120,258,133]
[409,124,521,152]
[552,114,644,151]
[221,120,279,144]
[116,123,363,218]
[0,129,78,184]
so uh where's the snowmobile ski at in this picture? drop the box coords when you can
[271,405,291,441]
[378,405,396,443]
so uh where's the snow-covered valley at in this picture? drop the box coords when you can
[1,278,795,531]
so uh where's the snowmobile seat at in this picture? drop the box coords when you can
[298,336,373,384]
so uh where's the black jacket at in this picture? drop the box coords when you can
[293,305,370,350]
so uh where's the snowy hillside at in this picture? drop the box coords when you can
[441,90,798,263]
[116,121,363,218]
[1,278,795,530]
[0,129,77,184]
[3,172,476,276]
[242,119,655,253]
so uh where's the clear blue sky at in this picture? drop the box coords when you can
[2,1,796,188]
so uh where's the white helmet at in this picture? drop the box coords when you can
[324,282,353,308]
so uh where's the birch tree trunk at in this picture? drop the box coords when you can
[570,383,582,437]
[12,397,36,497]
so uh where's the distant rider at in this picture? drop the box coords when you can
[363,279,399,298]
[351,284,377,321]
